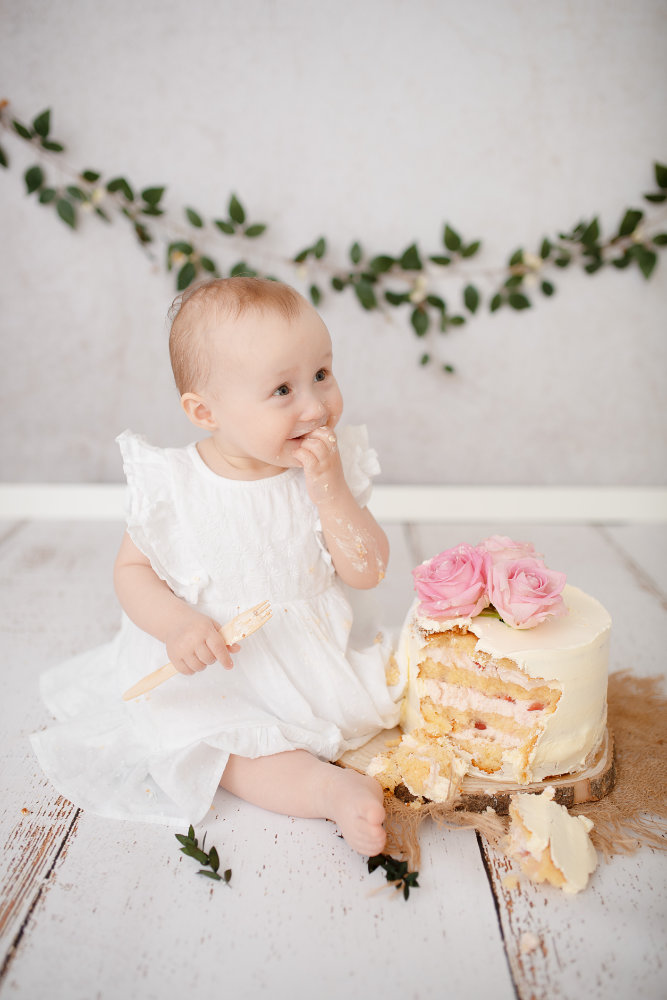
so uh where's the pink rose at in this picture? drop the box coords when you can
[479,535,540,565]
[413,544,490,619]
[488,557,567,629]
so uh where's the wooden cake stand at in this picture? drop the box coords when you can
[338,726,616,814]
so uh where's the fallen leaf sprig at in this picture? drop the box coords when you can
[175,825,231,884]
[368,853,419,900]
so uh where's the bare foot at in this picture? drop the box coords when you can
[326,767,387,856]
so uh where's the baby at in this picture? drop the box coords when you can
[33,277,399,857]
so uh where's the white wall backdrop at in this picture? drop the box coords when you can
[1,0,666,485]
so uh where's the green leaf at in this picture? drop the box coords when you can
[611,252,632,269]
[309,284,321,306]
[186,207,204,228]
[636,246,658,279]
[0,144,7,168]
[461,240,481,258]
[504,275,523,289]
[180,844,210,865]
[463,285,479,314]
[107,177,134,201]
[644,192,666,204]
[331,276,346,291]
[426,294,445,311]
[223,869,232,883]
[313,237,326,259]
[208,846,220,872]
[652,233,667,246]
[142,186,165,205]
[82,170,101,183]
[12,120,33,140]
[541,280,555,296]
[508,292,531,310]
[229,194,246,224]
[95,207,111,222]
[429,255,451,266]
[369,255,395,274]
[244,223,266,238]
[66,185,86,201]
[540,238,552,259]
[490,293,503,312]
[197,869,222,881]
[350,242,362,264]
[448,315,465,326]
[443,363,455,374]
[38,187,56,204]
[177,261,197,290]
[384,290,409,306]
[509,248,523,266]
[618,209,643,238]
[188,825,196,842]
[443,225,461,252]
[354,279,377,310]
[419,353,430,365]
[654,162,667,189]
[56,198,76,229]
[32,109,50,138]
[175,833,196,848]
[410,308,429,337]
[169,241,194,256]
[584,260,604,275]
[200,256,217,273]
[41,140,64,152]
[293,248,309,263]
[400,243,422,271]
[581,217,600,247]
[24,165,44,194]
[554,253,571,268]
[230,261,257,277]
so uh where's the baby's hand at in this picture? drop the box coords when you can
[164,611,240,675]
[293,426,346,506]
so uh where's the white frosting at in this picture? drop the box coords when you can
[510,787,597,893]
[399,584,611,783]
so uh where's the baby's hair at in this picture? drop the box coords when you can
[168,277,306,395]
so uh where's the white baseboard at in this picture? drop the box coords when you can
[0,484,665,523]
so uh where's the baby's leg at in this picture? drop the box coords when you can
[220,751,386,857]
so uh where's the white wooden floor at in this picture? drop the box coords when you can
[1,516,666,1000]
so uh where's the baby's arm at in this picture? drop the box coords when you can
[113,532,237,674]
[293,428,389,590]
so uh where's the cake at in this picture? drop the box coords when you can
[368,536,611,803]
[507,787,598,893]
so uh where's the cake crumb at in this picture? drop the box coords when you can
[520,932,541,954]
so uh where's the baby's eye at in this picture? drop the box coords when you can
[314,369,328,383]
[273,384,290,397]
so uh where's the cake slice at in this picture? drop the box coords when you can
[507,787,597,893]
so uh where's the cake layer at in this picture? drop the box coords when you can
[398,584,611,784]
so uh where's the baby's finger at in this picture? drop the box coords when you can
[208,630,235,669]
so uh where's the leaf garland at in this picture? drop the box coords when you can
[2,101,666,373]
[175,825,232,884]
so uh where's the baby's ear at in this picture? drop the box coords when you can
[180,392,217,430]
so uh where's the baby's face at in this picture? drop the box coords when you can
[200,303,343,474]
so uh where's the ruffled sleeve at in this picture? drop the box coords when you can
[116,430,210,605]
[337,424,381,507]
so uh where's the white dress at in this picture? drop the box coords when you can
[31,427,400,826]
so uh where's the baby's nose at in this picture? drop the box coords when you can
[300,392,327,421]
